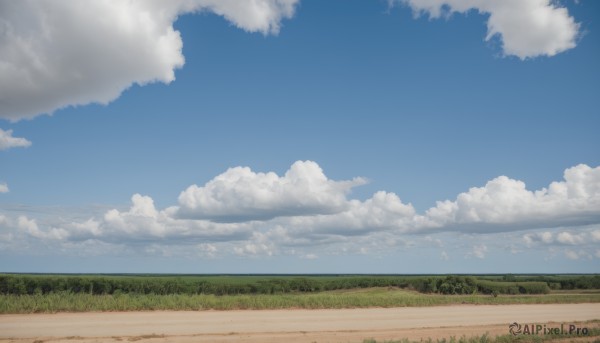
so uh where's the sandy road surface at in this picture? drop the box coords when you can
[1,304,599,343]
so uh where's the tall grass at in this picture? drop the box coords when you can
[2,288,600,314]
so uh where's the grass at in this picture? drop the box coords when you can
[2,287,600,313]
[361,324,600,342]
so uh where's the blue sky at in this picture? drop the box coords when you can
[0,0,599,273]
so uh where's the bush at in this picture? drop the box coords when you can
[476,280,549,295]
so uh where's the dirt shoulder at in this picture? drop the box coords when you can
[1,303,599,343]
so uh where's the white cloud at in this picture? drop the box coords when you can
[470,244,487,259]
[17,216,68,240]
[0,128,31,150]
[592,230,600,243]
[395,0,580,59]
[0,183,8,193]
[540,231,554,244]
[564,249,579,260]
[177,160,367,222]
[522,228,600,250]
[97,194,253,242]
[556,231,586,245]
[0,0,299,121]
[2,162,600,260]
[425,164,600,232]
[191,0,298,34]
[197,243,218,258]
[103,194,168,238]
[283,191,416,239]
[440,250,449,260]
[523,231,554,246]
[12,194,253,245]
[234,242,274,257]
[425,236,444,247]
[300,253,318,260]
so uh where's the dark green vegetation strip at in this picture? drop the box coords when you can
[2,274,599,296]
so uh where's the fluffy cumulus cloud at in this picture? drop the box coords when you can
[75,194,252,243]
[523,228,599,247]
[0,194,253,251]
[470,244,488,259]
[563,249,592,261]
[440,251,449,260]
[0,128,30,195]
[281,191,417,240]
[395,0,580,59]
[177,160,367,222]
[556,231,586,245]
[564,249,580,260]
[16,216,69,240]
[425,164,600,232]
[523,231,554,246]
[0,128,31,150]
[0,0,299,121]
[592,230,600,243]
[2,161,600,261]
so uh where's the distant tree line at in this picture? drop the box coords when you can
[0,274,597,296]
[0,275,408,296]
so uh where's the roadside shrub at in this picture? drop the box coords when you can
[476,280,549,295]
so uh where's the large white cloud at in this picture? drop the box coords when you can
[425,164,600,232]
[0,183,8,193]
[0,128,31,150]
[177,160,367,222]
[395,0,579,59]
[0,0,299,121]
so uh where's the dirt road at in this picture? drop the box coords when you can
[1,304,599,342]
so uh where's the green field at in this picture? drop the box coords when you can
[1,274,599,313]
[2,286,600,313]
